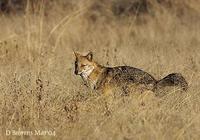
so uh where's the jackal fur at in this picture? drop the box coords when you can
[74,52,188,94]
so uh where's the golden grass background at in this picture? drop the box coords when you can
[0,0,200,139]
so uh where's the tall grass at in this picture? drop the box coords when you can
[0,0,200,140]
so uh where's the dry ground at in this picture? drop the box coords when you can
[0,0,200,140]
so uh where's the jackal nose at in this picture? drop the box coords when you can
[74,70,78,75]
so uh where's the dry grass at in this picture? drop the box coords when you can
[0,0,200,140]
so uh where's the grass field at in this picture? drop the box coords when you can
[0,0,200,140]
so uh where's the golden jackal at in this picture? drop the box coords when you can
[74,52,188,94]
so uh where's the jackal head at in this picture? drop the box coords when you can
[74,52,95,79]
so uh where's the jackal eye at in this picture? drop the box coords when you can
[81,64,87,67]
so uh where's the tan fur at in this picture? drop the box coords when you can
[74,52,188,95]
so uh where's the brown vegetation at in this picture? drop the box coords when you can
[0,0,200,140]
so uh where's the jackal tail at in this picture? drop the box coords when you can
[156,73,188,91]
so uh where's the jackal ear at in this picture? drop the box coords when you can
[73,51,80,58]
[86,52,93,61]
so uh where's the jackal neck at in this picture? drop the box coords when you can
[81,66,94,80]
[86,64,105,89]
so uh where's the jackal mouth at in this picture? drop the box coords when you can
[75,70,83,76]
[74,70,82,75]
[78,72,83,75]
